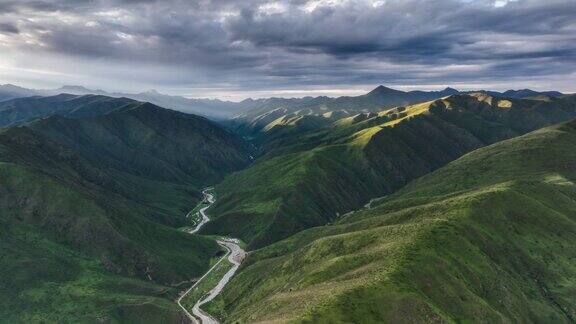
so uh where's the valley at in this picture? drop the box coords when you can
[207,117,576,323]
[203,92,576,249]
[0,96,249,322]
[1,87,575,323]
[177,189,246,324]
[3,1,575,322]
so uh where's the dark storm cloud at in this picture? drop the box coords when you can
[0,0,574,95]
[0,23,19,34]
[226,0,576,61]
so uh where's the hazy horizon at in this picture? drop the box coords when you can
[1,81,572,102]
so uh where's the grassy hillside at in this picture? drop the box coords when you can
[229,87,565,141]
[205,119,576,323]
[0,97,251,322]
[229,86,458,137]
[0,126,223,321]
[0,94,137,127]
[28,101,251,186]
[204,94,576,249]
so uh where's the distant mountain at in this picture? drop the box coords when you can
[54,85,110,95]
[0,94,136,127]
[0,84,40,102]
[0,84,253,119]
[204,93,576,249]
[329,85,459,109]
[0,94,251,322]
[229,85,461,136]
[208,118,576,323]
[0,83,566,121]
[488,88,564,99]
[48,86,254,119]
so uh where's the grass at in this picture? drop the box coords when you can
[204,143,386,249]
[3,92,576,322]
[0,159,220,322]
[3,255,182,323]
[206,119,576,323]
[0,98,252,322]
[179,250,234,318]
[205,94,576,250]
[27,100,251,186]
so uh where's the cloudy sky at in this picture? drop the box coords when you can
[0,0,574,99]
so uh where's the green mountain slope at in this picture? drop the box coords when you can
[0,94,137,127]
[206,119,576,323]
[204,94,576,249]
[28,101,251,186]
[0,127,220,322]
[230,85,459,137]
[0,97,251,322]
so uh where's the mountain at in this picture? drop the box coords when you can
[0,126,217,322]
[202,118,576,323]
[49,86,255,119]
[28,100,252,186]
[1,83,565,121]
[202,93,576,249]
[229,85,460,137]
[1,83,574,322]
[492,89,564,99]
[113,90,254,120]
[0,94,251,185]
[0,84,253,119]
[0,94,136,127]
[0,84,40,102]
[0,96,251,322]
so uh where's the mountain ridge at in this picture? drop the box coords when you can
[2,83,567,120]
[204,118,576,323]
[0,94,252,322]
[204,93,576,249]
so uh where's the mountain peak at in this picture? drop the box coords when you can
[59,85,91,91]
[367,85,403,96]
[442,87,459,93]
[0,84,27,91]
[439,87,459,95]
[56,85,108,96]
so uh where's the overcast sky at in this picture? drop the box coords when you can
[0,0,574,100]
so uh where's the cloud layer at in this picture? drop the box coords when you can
[0,0,574,98]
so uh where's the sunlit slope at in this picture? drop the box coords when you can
[229,85,459,137]
[208,119,576,323]
[205,94,576,249]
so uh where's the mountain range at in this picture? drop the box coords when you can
[1,83,575,323]
[203,93,576,249]
[0,84,251,119]
[207,118,576,322]
[0,95,250,322]
[1,83,565,121]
